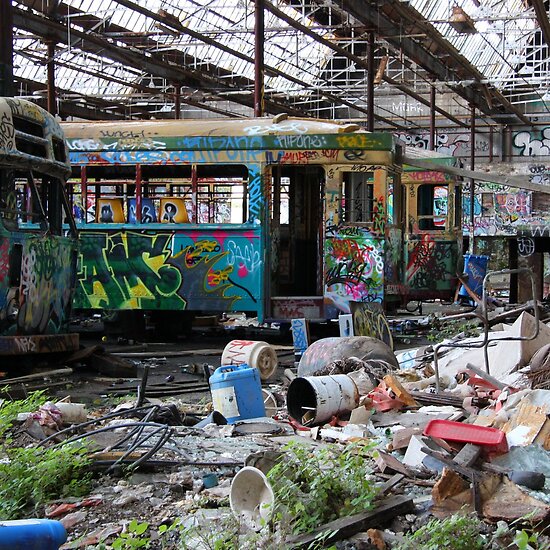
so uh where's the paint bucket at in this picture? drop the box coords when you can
[209,364,266,423]
[286,374,359,426]
[459,254,489,303]
[54,402,87,425]
[0,519,67,550]
[230,466,274,530]
[297,336,398,377]
[221,340,278,380]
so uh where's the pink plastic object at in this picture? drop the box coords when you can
[423,419,508,453]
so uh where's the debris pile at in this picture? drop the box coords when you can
[1,321,550,549]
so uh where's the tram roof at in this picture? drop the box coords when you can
[61,116,397,146]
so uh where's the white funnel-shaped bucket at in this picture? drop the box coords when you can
[230,466,274,530]
[287,374,359,426]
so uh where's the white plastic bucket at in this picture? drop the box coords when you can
[221,340,278,380]
[230,466,274,530]
[54,403,87,424]
[286,374,359,426]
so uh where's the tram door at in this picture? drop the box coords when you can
[269,165,324,310]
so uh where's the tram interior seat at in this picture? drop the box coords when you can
[96,198,125,223]
[127,198,157,223]
[159,197,189,223]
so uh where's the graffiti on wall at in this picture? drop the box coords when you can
[461,180,545,236]
[0,236,74,337]
[397,132,491,157]
[324,226,384,313]
[405,235,455,292]
[513,128,550,156]
[74,230,262,313]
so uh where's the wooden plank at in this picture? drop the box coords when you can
[377,473,405,495]
[286,495,414,548]
[0,368,73,385]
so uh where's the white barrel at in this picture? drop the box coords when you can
[221,340,278,380]
[286,374,359,426]
[230,466,274,530]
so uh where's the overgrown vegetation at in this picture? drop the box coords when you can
[0,391,92,519]
[395,513,485,550]
[267,440,378,536]
[427,317,481,343]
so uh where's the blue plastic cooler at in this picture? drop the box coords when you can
[209,364,265,423]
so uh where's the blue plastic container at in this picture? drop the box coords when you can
[459,254,489,303]
[0,519,67,550]
[209,364,266,423]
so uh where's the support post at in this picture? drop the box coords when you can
[46,40,56,115]
[367,32,375,132]
[174,83,181,120]
[429,84,436,150]
[254,0,264,117]
[468,104,476,254]
[0,0,14,97]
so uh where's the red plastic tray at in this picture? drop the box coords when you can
[423,419,508,453]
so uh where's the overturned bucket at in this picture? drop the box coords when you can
[286,374,359,426]
[221,340,278,380]
[230,466,274,531]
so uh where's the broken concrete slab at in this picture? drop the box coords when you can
[437,312,550,380]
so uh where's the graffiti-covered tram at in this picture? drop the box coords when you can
[62,116,460,324]
[0,98,78,356]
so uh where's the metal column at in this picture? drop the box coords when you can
[0,0,14,97]
[366,32,375,131]
[46,40,56,115]
[254,0,264,117]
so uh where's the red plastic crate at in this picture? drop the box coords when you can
[423,419,508,453]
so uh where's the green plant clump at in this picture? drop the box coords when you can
[0,392,91,519]
[266,441,378,536]
[427,318,481,343]
[0,390,48,439]
[395,513,485,550]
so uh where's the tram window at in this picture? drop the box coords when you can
[418,184,448,230]
[71,164,248,224]
[0,169,48,231]
[343,172,374,223]
[196,165,248,224]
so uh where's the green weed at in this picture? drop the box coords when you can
[267,441,378,536]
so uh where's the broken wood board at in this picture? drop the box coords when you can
[432,469,550,523]
[375,451,415,477]
[286,495,414,548]
[0,368,73,385]
[501,402,548,446]
[383,375,418,407]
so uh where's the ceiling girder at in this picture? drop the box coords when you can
[528,0,550,53]
[328,0,529,125]
[13,4,311,117]
[264,0,467,128]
